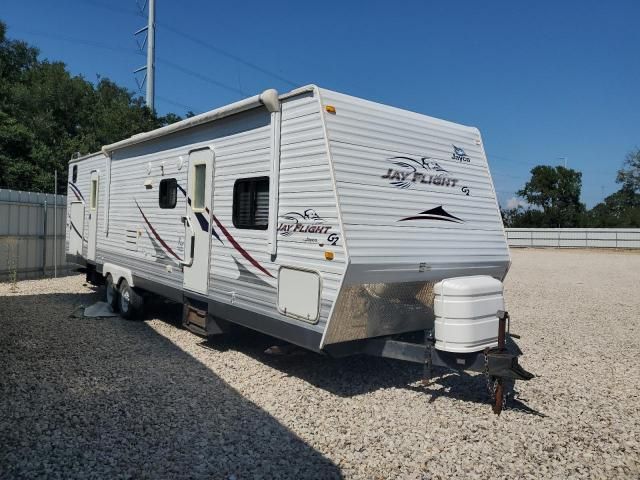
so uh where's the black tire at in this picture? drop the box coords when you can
[86,267,97,285]
[105,274,119,312]
[118,278,144,320]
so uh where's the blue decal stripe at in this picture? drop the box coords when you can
[177,183,223,244]
[194,212,209,231]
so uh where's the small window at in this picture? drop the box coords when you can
[159,178,177,209]
[90,178,98,210]
[233,177,269,230]
[72,165,78,183]
[192,164,206,211]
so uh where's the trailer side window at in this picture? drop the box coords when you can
[89,178,98,211]
[72,165,78,183]
[159,178,177,209]
[233,177,269,230]
[192,164,206,211]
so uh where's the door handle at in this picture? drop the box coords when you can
[181,216,196,267]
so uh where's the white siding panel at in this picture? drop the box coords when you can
[98,146,188,290]
[98,109,274,294]
[319,88,509,281]
[330,142,495,200]
[205,92,345,332]
[281,92,318,120]
[321,90,483,160]
[268,93,347,327]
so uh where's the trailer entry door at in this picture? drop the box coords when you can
[87,171,99,261]
[183,148,214,294]
[68,201,85,256]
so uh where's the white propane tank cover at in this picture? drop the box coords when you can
[434,276,505,353]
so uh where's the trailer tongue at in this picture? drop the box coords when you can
[327,275,534,415]
[344,310,533,415]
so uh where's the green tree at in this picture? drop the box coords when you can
[0,20,181,193]
[515,165,586,227]
[587,188,640,227]
[616,148,640,194]
[587,148,640,227]
[501,206,548,228]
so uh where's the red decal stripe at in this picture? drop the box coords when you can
[211,215,274,278]
[135,201,182,261]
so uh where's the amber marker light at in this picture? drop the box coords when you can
[325,105,336,114]
[324,251,334,260]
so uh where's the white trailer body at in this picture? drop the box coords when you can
[65,85,511,355]
[66,152,107,265]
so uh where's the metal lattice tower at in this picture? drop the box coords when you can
[134,0,156,111]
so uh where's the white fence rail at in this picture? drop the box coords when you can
[0,189,69,281]
[505,228,640,249]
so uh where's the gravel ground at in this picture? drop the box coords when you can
[1,248,639,479]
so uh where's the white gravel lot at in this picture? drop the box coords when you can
[1,248,639,479]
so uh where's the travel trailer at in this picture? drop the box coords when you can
[66,85,532,413]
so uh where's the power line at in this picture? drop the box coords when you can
[156,56,246,96]
[156,95,199,114]
[157,23,298,88]
[14,28,141,57]
[13,28,247,100]
[80,0,298,88]
[81,0,141,17]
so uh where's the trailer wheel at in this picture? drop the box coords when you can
[118,279,144,320]
[105,274,119,312]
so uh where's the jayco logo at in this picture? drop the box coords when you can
[451,145,471,163]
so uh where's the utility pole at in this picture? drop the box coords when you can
[134,0,156,111]
[54,169,57,278]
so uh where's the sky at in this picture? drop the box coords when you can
[3,0,639,208]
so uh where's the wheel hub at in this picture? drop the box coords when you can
[120,290,130,310]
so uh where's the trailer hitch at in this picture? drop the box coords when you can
[486,311,534,415]
[358,311,534,415]
[484,348,534,381]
